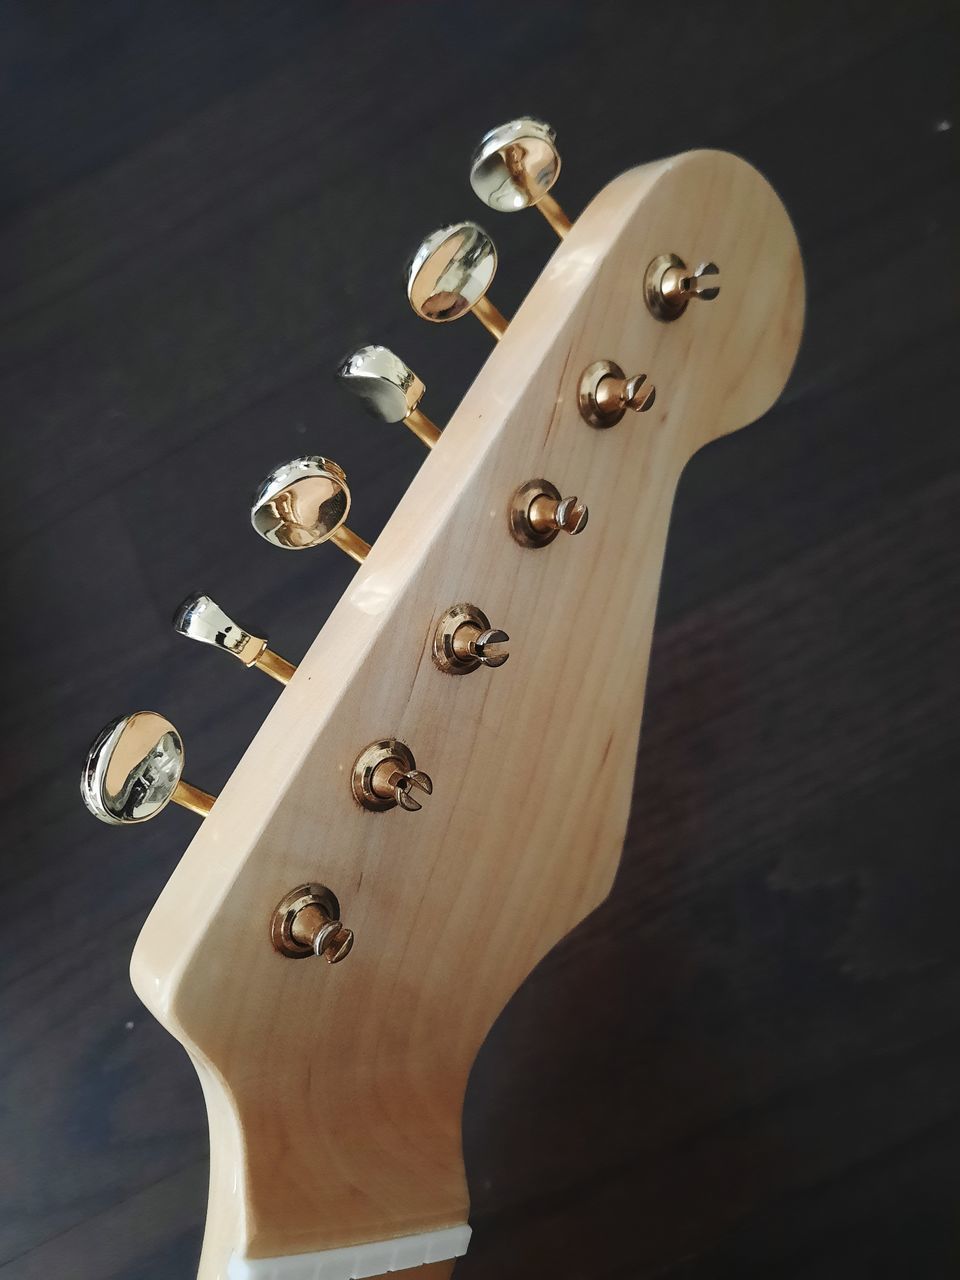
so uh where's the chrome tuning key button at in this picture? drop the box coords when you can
[510,479,588,548]
[251,456,371,563]
[578,360,656,428]
[470,117,571,239]
[81,712,215,825]
[352,739,433,813]
[644,254,721,321]
[407,222,508,340]
[433,603,509,675]
[337,345,441,448]
[173,593,296,685]
[271,884,354,963]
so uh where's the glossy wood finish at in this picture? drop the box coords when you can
[1,2,957,1278]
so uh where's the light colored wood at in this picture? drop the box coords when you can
[367,1266,453,1280]
[130,150,804,1278]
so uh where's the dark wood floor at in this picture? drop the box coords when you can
[1,2,958,1276]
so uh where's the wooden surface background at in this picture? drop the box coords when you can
[0,2,957,1277]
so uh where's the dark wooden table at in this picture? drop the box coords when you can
[1,2,958,1276]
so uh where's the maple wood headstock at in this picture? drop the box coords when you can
[83,130,803,1280]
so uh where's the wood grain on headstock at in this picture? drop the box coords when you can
[130,149,803,1277]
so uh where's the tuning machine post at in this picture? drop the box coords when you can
[352,739,433,813]
[251,456,370,563]
[470,116,571,239]
[644,254,721,321]
[407,222,508,340]
[578,361,656,428]
[337,345,440,448]
[433,603,509,675]
[510,479,589,548]
[271,884,354,963]
[81,712,215,825]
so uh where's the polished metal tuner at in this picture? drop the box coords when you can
[352,739,433,813]
[510,479,589,548]
[81,711,215,825]
[433,603,509,675]
[251,456,370,563]
[407,221,508,340]
[578,360,656,428]
[271,884,354,963]
[336,345,440,448]
[470,117,571,239]
[644,254,721,321]
[173,592,296,685]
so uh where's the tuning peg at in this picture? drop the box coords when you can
[251,456,371,563]
[81,711,215,825]
[173,593,296,684]
[470,117,571,240]
[271,884,354,963]
[336,345,440,448]
[578,360,657,428]
[352,739,433,813]
[510,479,589,548]
[644,254,721,321]
[433,603,509,674]
[407,221,508,340]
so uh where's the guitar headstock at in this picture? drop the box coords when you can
[82,121,803,1279]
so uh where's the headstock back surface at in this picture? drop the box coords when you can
[130,149,804,1277]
